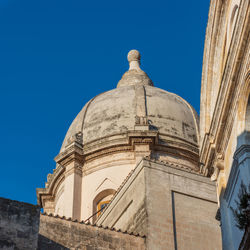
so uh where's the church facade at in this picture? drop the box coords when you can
[200,0,250,249]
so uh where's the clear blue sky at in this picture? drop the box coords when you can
[0,0,210,204]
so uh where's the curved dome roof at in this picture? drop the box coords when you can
[60,50,199,153]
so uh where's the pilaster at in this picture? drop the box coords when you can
[64,161,82,220]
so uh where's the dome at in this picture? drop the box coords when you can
[37,50,200,218]
[60,50,199,155]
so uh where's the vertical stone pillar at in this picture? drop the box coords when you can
[64,161,82,220]
[55,134,84,221]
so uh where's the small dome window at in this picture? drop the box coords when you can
[92,189,116,222]
[97,199,110,217]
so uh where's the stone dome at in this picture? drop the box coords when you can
[37,50,200,218]
[60,50,199,155]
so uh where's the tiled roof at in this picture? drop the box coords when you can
[40,212,145,238]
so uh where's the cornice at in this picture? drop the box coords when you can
[57,130,198,165]
[81,131,198,165]
[200,0,223,142]
[84,145,132,162]
[210,1,249,140]
[38,129,199,208]
[36,164,65,206]
[234,144,250,163]
[200,1,250,174]
[55,141,84,166]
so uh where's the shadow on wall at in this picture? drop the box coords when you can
[0,197,40,250]
[0,239,17,250]
[38,234,69,250]
[218,130,250,250]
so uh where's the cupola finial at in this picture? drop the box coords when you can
[127,50,141,71]
[117,49,153,88]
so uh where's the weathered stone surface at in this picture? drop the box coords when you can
[97,159,222,250]
[39,214,145,250]
[60,85,199,152]
[60,50,199,154]
[37,50,200,220]
[96,165,148,236]
[199,0,250,248]
[0,197,40,250]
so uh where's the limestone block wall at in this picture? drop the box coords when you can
[97,159,222,250]
[145,161,222,250]
[172,192,221,250]
[0,197,40,249]
[39,213,145,250]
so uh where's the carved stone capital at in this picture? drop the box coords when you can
[211,153,225,181]
[64,163,82,177]
[211,167,220,182]
[55,142,84,167]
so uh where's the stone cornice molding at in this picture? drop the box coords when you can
[36,164,65,206]
[45,165,65,189]
[37,128,199,208]
[84,145,132,162]
[200,1,250,174]
[234,144,250,165]
[37,162,83,207]
[55,141,84,166]
[211,153,225,181]
[200,0,224,142]
[210,3,249,133]
[83,131,198,165]
[200,133,216,176]
[56,130,198,165]
[212,16,250,152]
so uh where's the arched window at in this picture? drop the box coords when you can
[97,200,110,216]
[92,189,116,222]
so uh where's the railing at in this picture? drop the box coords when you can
[84,206,106,224]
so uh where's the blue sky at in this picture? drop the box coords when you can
[0,0,210,204]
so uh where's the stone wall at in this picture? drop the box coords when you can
[0,197,40,249]
[173,192,221,250]
[39,213,145,250]
[96,167,148,236]
[125,202,147,236]
[146,160,222,250]
[96,159,222,250]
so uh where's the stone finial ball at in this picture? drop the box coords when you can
[127,50,141,62]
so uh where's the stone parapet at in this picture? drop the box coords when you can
[39,213,145,249]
